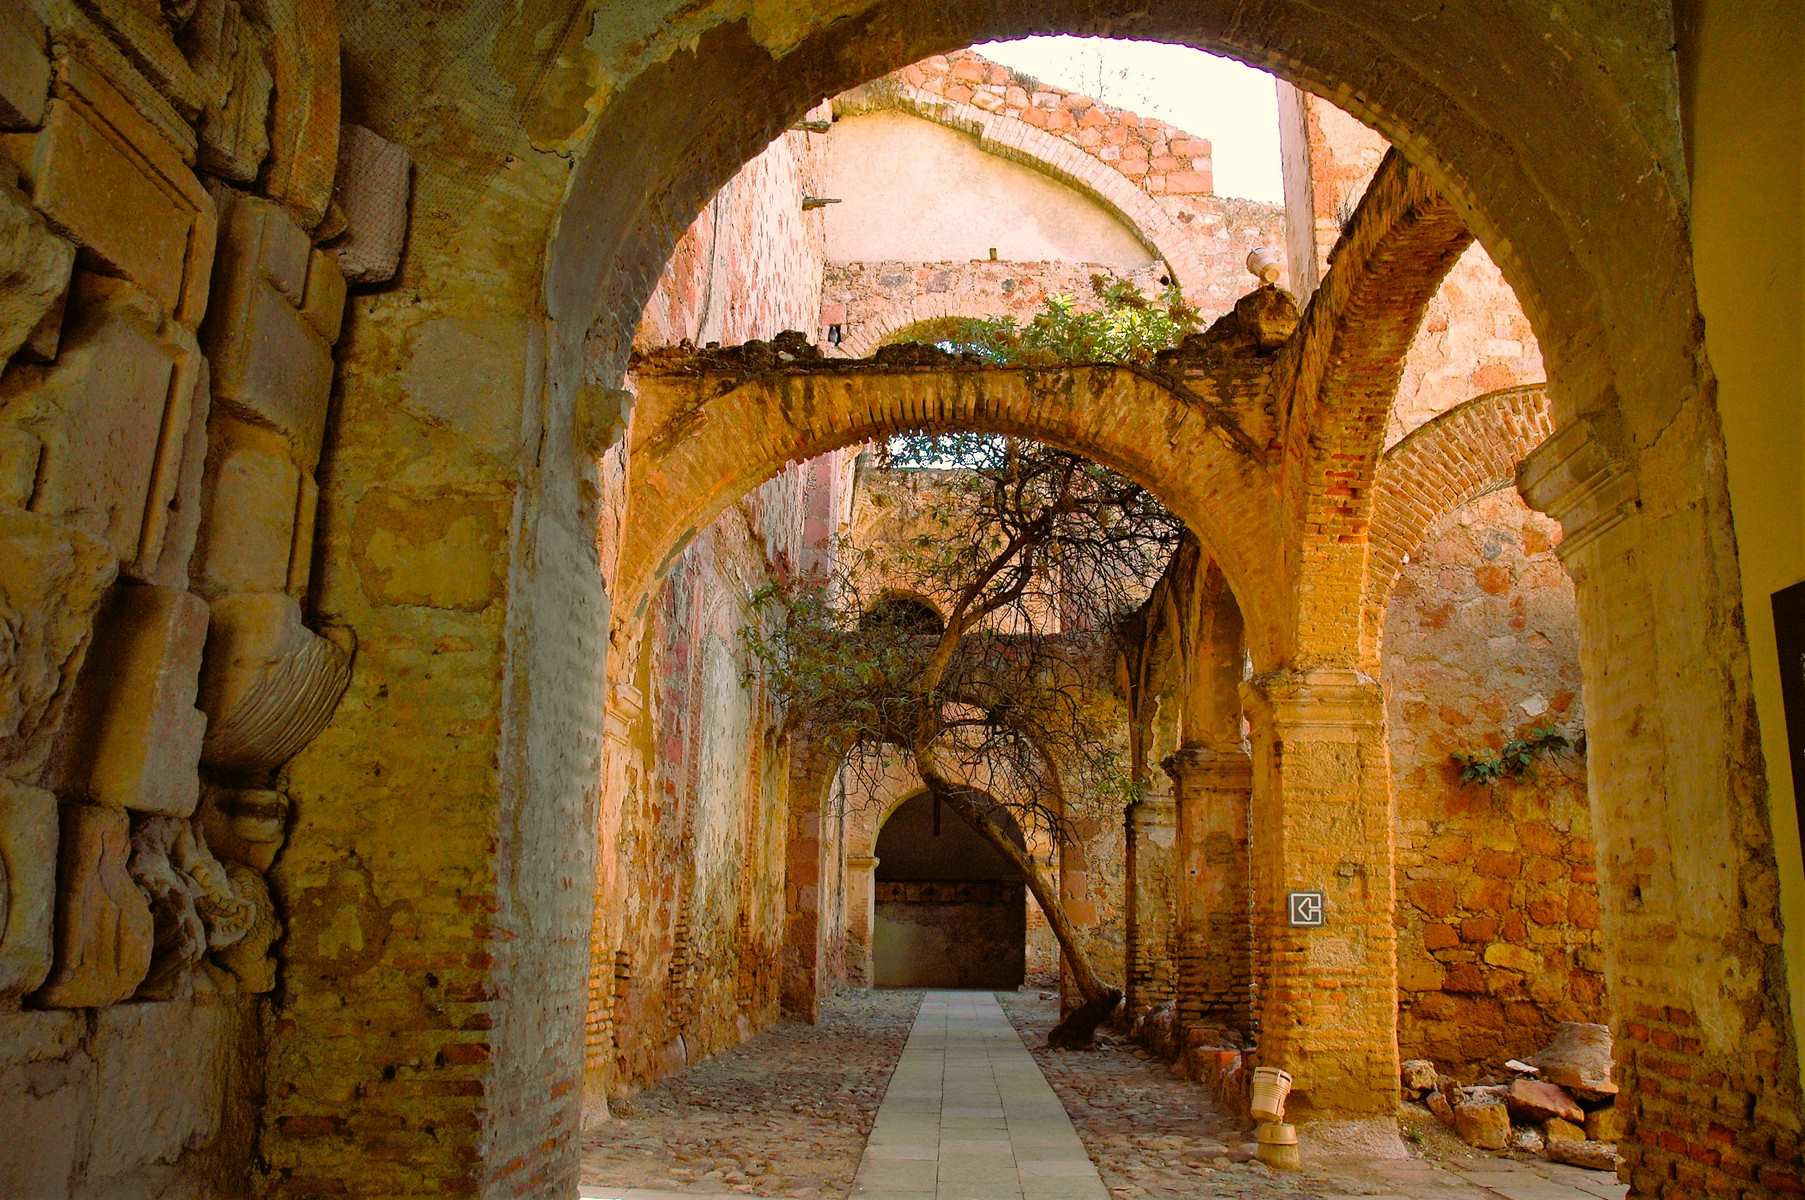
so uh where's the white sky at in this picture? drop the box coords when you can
[975,36,1285,205]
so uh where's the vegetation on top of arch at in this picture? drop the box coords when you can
[885,275,1201,469]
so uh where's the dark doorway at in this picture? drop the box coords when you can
[873,791,1027,988]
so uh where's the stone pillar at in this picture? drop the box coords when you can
[1164,744,1253,1037]
[845,855,879,986]
[1123,792,1178,1012]
[1241,668,1397,1121]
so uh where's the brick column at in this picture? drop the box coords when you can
[1164,744,1253,1037]
[1123,792,1177,1011]
[1242,668,1398,1121]
[845,855,879,986]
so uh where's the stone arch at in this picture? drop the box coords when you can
[618,361,1285,661]
[271,5,1778,1193]
[1272,149,1478,662]
[833,296,992,359]
[829,81,1209,299]
[1361,384,1556,665]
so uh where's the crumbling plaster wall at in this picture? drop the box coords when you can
[589,110,858,1100]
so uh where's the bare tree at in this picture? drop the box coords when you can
[746,432,1185,1023]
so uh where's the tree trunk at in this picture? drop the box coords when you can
[912,746,1109,1005]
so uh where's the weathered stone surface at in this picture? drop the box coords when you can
[202,197,334,468]
[49,584,209,815]
[142,357,213,590]
[1584,1101,1622,1142]
[0,3,50,131]
[1504,1078,1583,1124]
[0,426,36,507]
[327,123,410,283]
[128,815,208,1000]
[87,997,228,1180]
[198,786,287,871]
[12,58,215,323]
[1427,1089,1455,1126]
[187,0,274,183]
[0,279,188,563]
[1546,1137,1620,1171]
[246,0,339,229]
[299,246,345,341]
[1399,1058,1437,1097]
[198,592,350,772]
[0,1009,92,1197]
[0,174,75,365]
[35,803,153,1007]
[1453,1097,1509,1149]
[1544,1116,1585,1142]
[192,416,302,594]
[1526,1022,1617,1099]
[0,506,116,780]
[210,863,277,992]
[0,777,57,1003]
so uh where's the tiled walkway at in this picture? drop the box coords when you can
[851,992,1108,1200]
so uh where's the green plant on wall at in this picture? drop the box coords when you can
[1450,724,1579,786]
[898,274,1200,368]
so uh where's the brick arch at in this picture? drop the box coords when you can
[1271,148,1478,663]
[830,82,1211,300]
[833,294,992,359]
[619,360,1285,662]
[1360,384,1556,666]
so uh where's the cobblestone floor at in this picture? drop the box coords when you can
[580,990,921,1199]
[997,990,1626,1200]
[581,988,1625,1200]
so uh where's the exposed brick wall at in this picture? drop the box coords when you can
[894,50,1215,198]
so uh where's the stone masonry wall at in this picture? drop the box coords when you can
[0,2,377,1192]
[1384,491,1603,1078]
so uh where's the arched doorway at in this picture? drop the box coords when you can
[872,791,1028,989]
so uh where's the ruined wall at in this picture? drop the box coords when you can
[1384,492,1603,1076]
[822,52,1288,354]
[1280,79,1588,1076]
[589,113,855,1099]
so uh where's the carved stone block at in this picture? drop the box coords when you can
[244,0,340,229]
[49,584,209,816]
[0,506,117,781]
[328,123,411,284]
[199,591,350,772]
[34,802,152,1007]
[141,356,213,590]
[0,2,50,130]
[127,814,205,1000]
[66,0,206,119]
[186,0,274,183]
[192,415,301,595]
[87,997,229,1178]
[0,276,198,568]
[203,195,334,468]
[11,58,215,324]
[0,172,75,366]
[300,246,345,341]
[198,785,287,871]
[211,862,276,992]
[0,779,57,1004]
